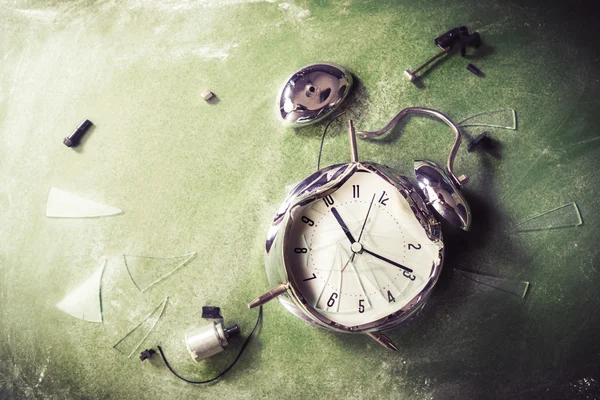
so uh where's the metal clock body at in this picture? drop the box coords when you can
[250,107,471,350]
[265,161,444,334]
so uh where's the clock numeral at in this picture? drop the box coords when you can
[408,243,421,250]
[378,191,389,206]
[352,185,360,198]
[403,270,416,281]
[358,299,365,313]
[323,195,334,208]
[301,216,314,226]
[294,247,308,253]
[387,290,396,303]
[303,273,317,282]
[327,292,338,307]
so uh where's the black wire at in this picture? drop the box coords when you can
[157,305,263,384]
[317,111,346,171]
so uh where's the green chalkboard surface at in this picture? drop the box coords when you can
[1,0,599,398]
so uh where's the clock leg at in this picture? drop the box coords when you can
[366,331,398,351]
[248,283,290,308]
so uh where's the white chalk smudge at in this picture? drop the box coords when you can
[34,350,51,388]
[278,2,311,22]
[12,8,58,23]
[117,0,276,12]
[188,43,239,61]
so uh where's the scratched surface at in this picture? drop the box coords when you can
[1,0,599,399]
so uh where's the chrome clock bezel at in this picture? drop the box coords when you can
[265,161,444,333]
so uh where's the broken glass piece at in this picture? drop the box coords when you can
[284,183,297,195]
[457,109,517,130]
[124,253,196,292]
[56,258,106,322]
[46,187,122,218]
[512,202,582,232]
[454,269,530,298]
[113,297,168,358]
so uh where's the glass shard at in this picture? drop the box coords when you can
[512,202,582,232]
[454,269,530,298]
[56,258,106,322]
[46,187,122,218]
[124,253,196,292]
[457,109,517,130]
[113,297,168,358]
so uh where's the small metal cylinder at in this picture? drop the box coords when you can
[185,321,229,362]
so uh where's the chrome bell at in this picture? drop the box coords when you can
[414,160,471,231]
[277,63,353,127]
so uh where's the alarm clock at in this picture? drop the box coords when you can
[249,107,471,350]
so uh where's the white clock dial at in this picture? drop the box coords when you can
[286,170,443,328]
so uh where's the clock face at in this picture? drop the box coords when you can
[285,169,443,328]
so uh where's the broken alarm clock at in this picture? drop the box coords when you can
[249,107,472,350]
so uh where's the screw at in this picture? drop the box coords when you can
[224,324,241,339]
[64,119,93,147]
[404,48,449,82]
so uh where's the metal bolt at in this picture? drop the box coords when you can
[64,119,93,147]
[404,48,449,82]
[224,324,240,339]
[466,63,482,76]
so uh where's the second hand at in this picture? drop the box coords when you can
[352,193,376,261]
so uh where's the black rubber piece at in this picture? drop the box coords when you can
[201,306,223,319]
[461,32,481,55]
[434,27,463,49]
[467,63,482,75]
[467,131,489,152]
[140,349,156,361]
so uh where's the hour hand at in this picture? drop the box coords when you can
[331,207,356,244]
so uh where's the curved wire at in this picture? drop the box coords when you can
[356,107,465,186]
[317,111,346,171]
[157,305,263,384]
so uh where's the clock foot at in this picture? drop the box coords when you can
[248,283,290,309]
[366,332,398,351]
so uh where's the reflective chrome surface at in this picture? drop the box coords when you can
[357,106,472,230]
[415,160,472,231]
[261,161,443,334]
[278,63,353,127]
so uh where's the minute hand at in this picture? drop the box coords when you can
[362,248,413,273]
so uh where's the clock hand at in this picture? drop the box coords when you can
[339,245,354,272]
[362,248,413,273]
[351,193,376,261]
[331,207,356,244]
[357,194,376,243]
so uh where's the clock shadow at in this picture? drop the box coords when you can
[338,155,533,395]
